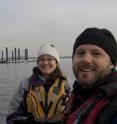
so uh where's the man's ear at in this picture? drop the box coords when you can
[110,63,115,69]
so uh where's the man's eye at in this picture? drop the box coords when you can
[93,52,101,56]
[74,52,85,57]
[76,51,85,56]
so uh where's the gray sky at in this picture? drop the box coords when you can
[0,0,117,57]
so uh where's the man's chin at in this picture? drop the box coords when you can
[79,79,95,87]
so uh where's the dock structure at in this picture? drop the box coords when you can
[0,47,36,64]
[6,47,8,62]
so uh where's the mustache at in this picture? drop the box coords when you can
[79,63,94,69]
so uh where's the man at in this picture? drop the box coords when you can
[65,27,117,124]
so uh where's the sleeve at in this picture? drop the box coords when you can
[6,78,29,124]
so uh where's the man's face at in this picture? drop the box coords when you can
[72,44,115,87]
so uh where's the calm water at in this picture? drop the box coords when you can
[0,58,75,124]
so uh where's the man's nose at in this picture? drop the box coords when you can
[82,53,93,62]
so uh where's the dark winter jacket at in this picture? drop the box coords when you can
[65,71,117,124]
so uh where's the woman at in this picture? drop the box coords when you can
[6,44,70,124]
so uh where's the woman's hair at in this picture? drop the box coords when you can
[46,64,66,82]
[33,65,66,82]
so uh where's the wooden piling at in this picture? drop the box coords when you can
[18,48,20,60]
[14,48,17,61]
[6,47,8,62]
[25,49,28,60]
[1,50,3,62]
[12,50,14,61]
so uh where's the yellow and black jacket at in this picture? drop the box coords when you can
[6,67,70,124]
[26,76,70,120]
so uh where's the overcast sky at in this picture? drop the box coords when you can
[0,0,117,57]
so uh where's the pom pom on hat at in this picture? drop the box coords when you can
[37,44,60,64]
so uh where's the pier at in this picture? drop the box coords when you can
[0,47,36,64]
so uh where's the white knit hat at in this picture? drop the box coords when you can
[37,44,60,64]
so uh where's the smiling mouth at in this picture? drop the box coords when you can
[80,69,93,72]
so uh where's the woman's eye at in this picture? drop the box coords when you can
[76,51,85,56]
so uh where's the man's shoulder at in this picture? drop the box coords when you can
[99,95,117,124]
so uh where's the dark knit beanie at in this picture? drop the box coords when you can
[72,27,117,66]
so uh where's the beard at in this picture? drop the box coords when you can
[72,63,110,87]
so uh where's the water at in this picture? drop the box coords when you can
[0,58,75,124]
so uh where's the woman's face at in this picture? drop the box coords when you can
[37,54,57,78]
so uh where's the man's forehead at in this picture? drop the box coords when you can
[76,44,102,49]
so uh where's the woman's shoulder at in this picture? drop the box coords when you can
[62,76,72,92]
[19,77,30,91]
